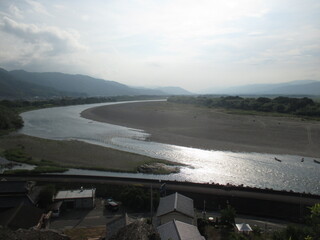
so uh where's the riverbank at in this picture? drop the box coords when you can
[81,101,320,157]
[0,134,181,174]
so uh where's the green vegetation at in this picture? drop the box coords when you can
[0,134,179,174]
[0,105,23,133]
[119,185,159,211]
[3,166,68,175]
[168,96,320,118]
[201,203,320,240]
[1,147,68,174]
[38,184,56,208]
[0,95,161,113]
[220,205,236,225]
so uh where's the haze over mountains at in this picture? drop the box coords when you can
[0,68,191,99]
[1,68,319,99]
[203,80,320,96]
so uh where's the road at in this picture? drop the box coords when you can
[4,174,319,205]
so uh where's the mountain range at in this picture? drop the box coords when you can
[1,67,319,99]
[204,80,320,95]
[0,68,191,99]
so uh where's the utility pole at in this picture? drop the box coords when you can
[202,200,206,219]
[150,184,153,223]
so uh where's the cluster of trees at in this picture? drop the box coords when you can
[168,96,320,117]
[272,203,320,240]
[0,96,117,110]
[118,186,159,211]
[198,203,319,240]
[0,104,23,131]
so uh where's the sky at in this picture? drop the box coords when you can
[0,0,319,92]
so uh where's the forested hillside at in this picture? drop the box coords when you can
[0,68,75,98]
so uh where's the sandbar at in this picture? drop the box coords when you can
[81,101,320,157]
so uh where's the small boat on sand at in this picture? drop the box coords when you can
[274,157,282,162]
[314,159,320,164]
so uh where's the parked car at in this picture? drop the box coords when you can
[105,198,119,212]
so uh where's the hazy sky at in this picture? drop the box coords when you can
[0,0,319,91]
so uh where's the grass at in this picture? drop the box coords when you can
[1,147,69,174]
[0,134,181,174]
[3,165,68,174]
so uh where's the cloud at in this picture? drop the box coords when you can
[9,4,23,19]
[25,0,50,16]
[1,17,85,55]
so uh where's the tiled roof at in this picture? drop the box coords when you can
[156,192,194,218]
[157,220,205,240]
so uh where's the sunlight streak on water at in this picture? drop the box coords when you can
[19,101,320,194]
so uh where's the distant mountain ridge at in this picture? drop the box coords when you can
[205,80,320,95]
[155,86,192,95]
[0,68,84,98]
[0,68,191,99]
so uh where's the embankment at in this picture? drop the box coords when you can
[3,174,319,222]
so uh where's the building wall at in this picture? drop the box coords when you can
[160,212,194,225]
[75,197,94,208]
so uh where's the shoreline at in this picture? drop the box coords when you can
[81,101,320,158]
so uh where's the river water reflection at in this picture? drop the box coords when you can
[19,100,320,194]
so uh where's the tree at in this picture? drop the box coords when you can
[220,205,236,225]
[38,184,56,209]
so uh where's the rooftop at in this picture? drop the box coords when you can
[0,181,29,194]
[156,192,194,218]
[0,195,34,209]
[0,203,43,230]
[55,188,95,200]
[157,220,204,240]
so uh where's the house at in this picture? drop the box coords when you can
[0,181,36,211]
[157,219,205,240]
[156,192,195,226]
[0,203,44,230]
[54,187,96,209]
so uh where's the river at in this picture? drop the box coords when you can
[19,100,320,195]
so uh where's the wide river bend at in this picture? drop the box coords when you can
[19,100,320,195]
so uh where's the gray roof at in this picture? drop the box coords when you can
[0,181,28,194]
[156,192,194,218]
[0,196,34,209]
[55,188,95,200]
[0,203,43,230]
[157,220,205,240]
